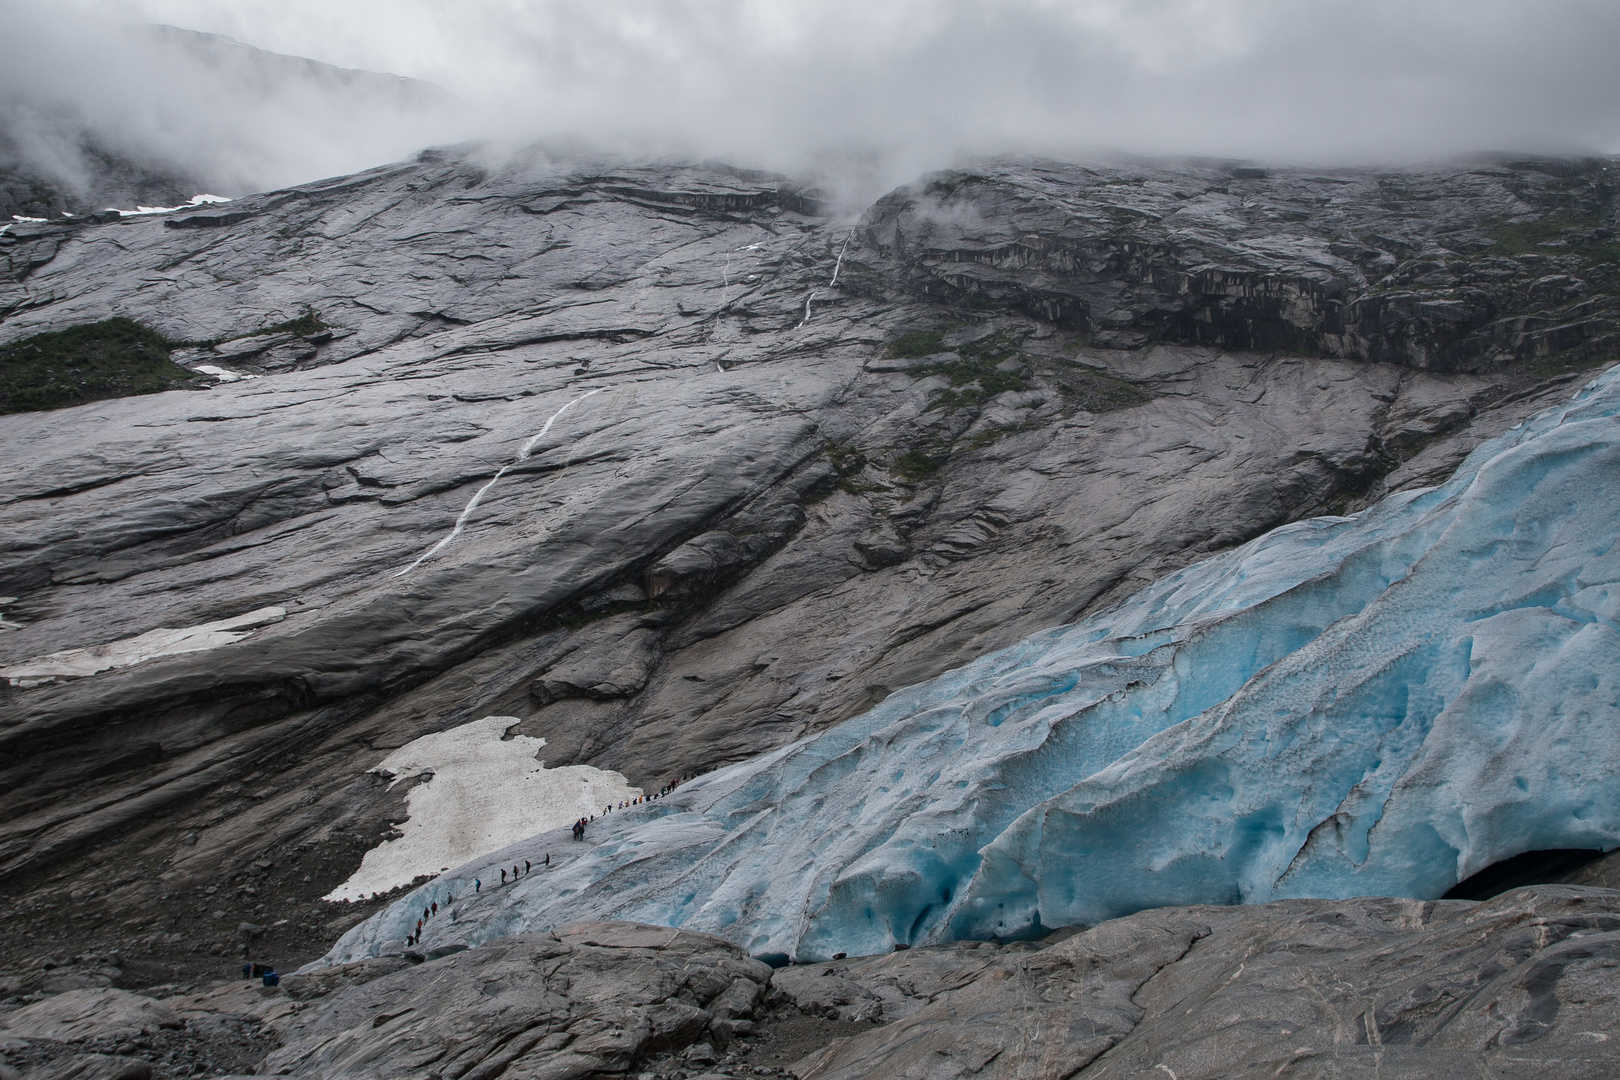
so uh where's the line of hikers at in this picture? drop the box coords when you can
[600,773,698,817]
[402,771,712,946]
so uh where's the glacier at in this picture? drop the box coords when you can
[320,363,1620,967]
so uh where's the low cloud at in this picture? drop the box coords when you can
[11,0,1620,205]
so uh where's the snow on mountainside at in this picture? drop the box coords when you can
[329,362,1620,965]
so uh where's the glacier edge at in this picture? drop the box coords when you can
[317,364,1620,968]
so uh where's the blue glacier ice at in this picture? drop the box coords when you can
[320,364,1620,968]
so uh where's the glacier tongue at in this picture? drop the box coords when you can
[322,365,1620,967]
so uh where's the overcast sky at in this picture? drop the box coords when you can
[12,0,1620,201]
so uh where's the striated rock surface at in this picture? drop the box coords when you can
[14,891,1618,1078]
[262,921,772,1079]
[0,150,1613,992]
[794,886,1620,1080]
[866,157,1620,372]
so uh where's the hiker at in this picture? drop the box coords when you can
[545,853,550,866]
[524,860,530,874]
[475,878,481,892]
[431,901,438,916]
[501,869,507,884]
[513,864,519,880]
[423,906,430,921]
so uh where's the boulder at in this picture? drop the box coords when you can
[0,989,179,1043]
[260,921,772,1078]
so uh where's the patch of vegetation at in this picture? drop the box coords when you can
[1525,348,1620,379]
[891,449,946,481]
[1481,212,1620,266]
[963,421,1041,452]
[922,173,990,198]
[191,307,328,348]
[885,330,947,359]
[816,441,888,496]
[918,330,1034,411]
[0,318,198,414]
[1051,365,1153,412]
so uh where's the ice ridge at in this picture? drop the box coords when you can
[322,364,1620,967]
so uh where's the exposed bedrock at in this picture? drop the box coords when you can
[861,157,1619,373]
[11,890,1618,1079]
[0,150,1613,973]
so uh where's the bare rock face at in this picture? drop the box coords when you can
[794,887,1620,1080]
[9,889,1605,1078]
[261,921,772,1079]
[864,158,1620,373]
[0,148,1612,991]
[0,989,179,1043]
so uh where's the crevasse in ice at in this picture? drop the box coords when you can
[321,363,1620,967]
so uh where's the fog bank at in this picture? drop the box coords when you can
[12,0,1620,206]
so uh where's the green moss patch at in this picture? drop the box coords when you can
[193,307,328,348]
[918,330,1034,411]
[0,318,198,415]
[1482,212,1620,267]
[1051,364,1152,412]
[891,449,946,480]
[885,330,947,359]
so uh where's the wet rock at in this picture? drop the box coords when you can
[0,989,179,1043]
[793,887,1620,1080]
[30,1055,151,1080]
[259,921,772,1079]
[536,626,662,703]
[770,942,1004,1024]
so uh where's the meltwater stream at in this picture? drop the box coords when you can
[397,387,604,576]
[328,364,1620,966]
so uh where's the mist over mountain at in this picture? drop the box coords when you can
[0,6,465,218]
[7,0,1620,216]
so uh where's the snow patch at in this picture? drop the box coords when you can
[105,194,231,217]
[323,715,640,902]
[192,364,257,383]
[0,606,285,687]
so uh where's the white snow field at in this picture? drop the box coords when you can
[324,364,1620,965]
[324,715,641,902]
[0,606,286,687]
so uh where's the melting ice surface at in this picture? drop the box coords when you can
[324,364,1620,966]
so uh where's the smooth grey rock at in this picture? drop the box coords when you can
[0,989,179,1042]
[794,887,1620,1080]
[771,942,1007,1024]
[29,1055,150,1080]
[259,920,771,1078]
